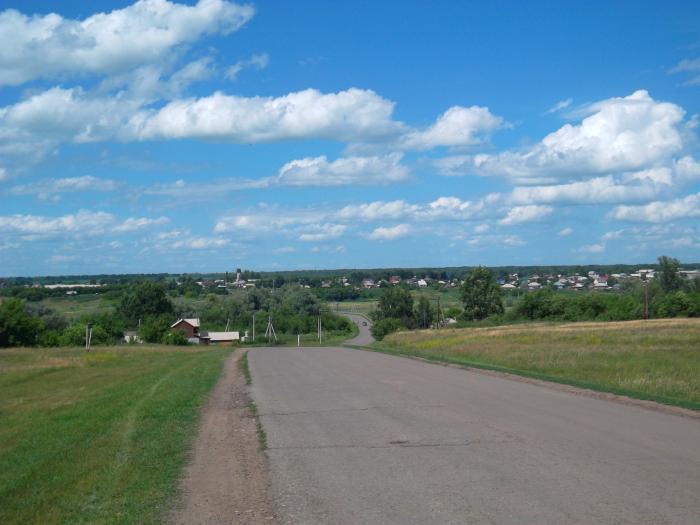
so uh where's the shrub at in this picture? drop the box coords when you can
[161,331,189,346]
[0,299,44,347]
[60,324,110,347]
[371,318,404,340]
[139,315,172,343]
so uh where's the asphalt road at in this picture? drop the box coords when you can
[339,312,374,346]
[249,346,700,525]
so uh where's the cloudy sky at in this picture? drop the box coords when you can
[1,0,699,276]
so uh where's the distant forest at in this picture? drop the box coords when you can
[3,262,700,286]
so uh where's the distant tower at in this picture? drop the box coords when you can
[236,268,241,282]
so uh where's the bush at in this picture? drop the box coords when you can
[655,291,700,318]
[0,299,44,347]
[371,318,404,340]
[139,316,172,343]
[60,324,110,347]
[161,331,189,346]
[39,330,63,347]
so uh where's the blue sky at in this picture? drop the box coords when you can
[0,0,699,276]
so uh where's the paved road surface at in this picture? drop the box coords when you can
[340,312,373,346]
[249,346,700,525]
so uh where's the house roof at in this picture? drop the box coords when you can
[171,318,200,328]
[205,331,240,341]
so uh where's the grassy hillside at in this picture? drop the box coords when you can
[0,345,229,525]
[376,319,700,410]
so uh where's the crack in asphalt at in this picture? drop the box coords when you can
[258,404,447,417]
[268,441,474,450]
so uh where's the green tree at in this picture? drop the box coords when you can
[118,282,173,325]
[415,296,434,328]
[460,267,504,321]
[138,315,172,343]
[657,256,684,293]
[376,287,415,327]
[0,298,44,347]
[283,289,321,316]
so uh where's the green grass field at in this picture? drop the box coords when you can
[333,287,463,316]
[0,345,229,525]
[37,295,117,320]
[376,318,700,410]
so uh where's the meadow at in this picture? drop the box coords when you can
[0,345,229,525]
[377,318,700,410]
[333,286,463,316]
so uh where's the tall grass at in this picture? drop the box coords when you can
[377,319,700,410]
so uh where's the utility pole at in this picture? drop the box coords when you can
[643,276,649,320]
[265,316,277,342]
[252,312,255,342]
[85,323,93,352]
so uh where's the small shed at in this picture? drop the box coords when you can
[199,331,240,346]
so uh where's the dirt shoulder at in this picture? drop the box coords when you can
[170,349,274,524]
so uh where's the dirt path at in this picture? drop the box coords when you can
[170,350,274,525]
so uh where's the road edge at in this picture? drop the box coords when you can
[351,344,700,421]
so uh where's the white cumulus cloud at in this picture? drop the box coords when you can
[0,210,168,237]
[10,176,119,199]
[128,88,403,143]
[437,91,690,185]
[336,200,418,220]
[402,105,507,150]
[558,227,573,237]
[608,192,700,223]
[0,0,254,86]
[499,205,553,225]
[276,153,409,186]
[368,223,411,241]
[298,223,346,242]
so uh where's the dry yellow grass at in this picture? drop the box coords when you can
[379,318,700,409]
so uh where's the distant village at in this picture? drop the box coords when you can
[4,266,700,296]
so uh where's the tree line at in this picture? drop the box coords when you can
[0,282,353,348]
[370,256,700,339]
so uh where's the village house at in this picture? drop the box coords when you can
[198,331,240,345]
[170,318,201,340]
[170,318,240,345]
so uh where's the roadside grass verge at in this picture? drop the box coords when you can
[0,345,229,525]
[244,326,358,347]
[239,350,252,385]
[374,318,700,411]
[246,399,268,451]
[239,350,267,450]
